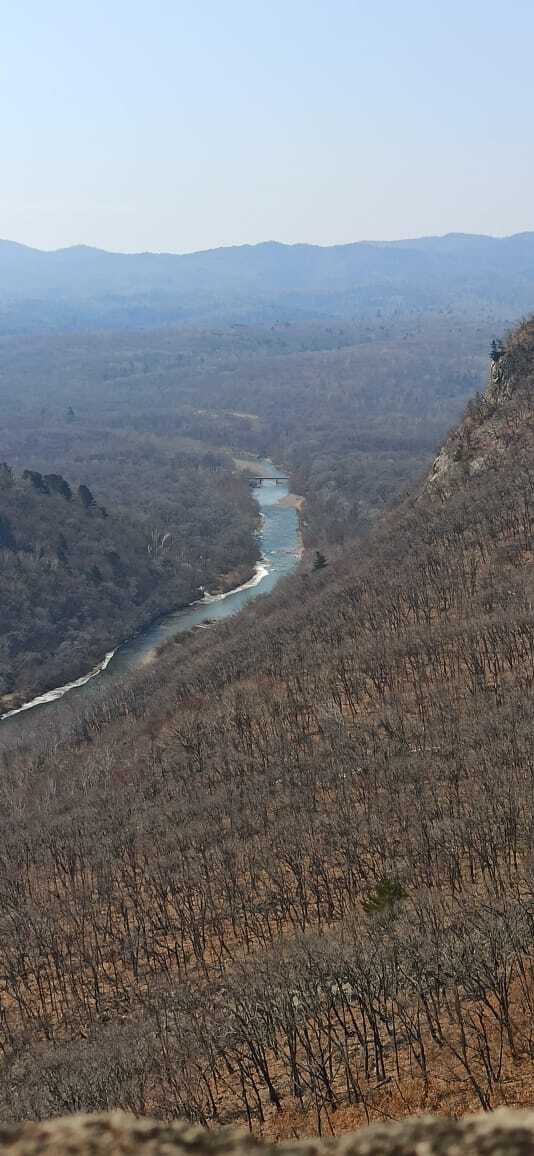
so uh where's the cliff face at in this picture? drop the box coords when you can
[4,1109,534,1156]
[426,318,534,496]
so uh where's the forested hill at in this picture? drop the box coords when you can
[4,321,534,1127]
[0,459,258,705]
[2,231,534,330]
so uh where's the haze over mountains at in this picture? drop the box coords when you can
[2,231,534,331]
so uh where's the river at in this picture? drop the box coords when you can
[0,464,302,741]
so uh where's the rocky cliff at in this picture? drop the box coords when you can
[426,318,534,496]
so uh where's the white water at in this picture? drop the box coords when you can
[0,470,300,732]
[1,647,117,720]
[0,561,271,721]
[202,561,270,603]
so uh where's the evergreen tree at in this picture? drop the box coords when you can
[363,877,407,915]
[313,550,327,571]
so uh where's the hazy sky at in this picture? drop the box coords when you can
[2,0,534,252]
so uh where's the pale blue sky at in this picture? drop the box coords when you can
[2,0,533,252]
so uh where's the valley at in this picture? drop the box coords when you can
[2,316,534,1135]
[2,237,534,1137]
[5,1,534,1148]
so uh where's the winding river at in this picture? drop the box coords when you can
[0,464,301,740]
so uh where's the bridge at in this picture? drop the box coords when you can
[248,475,288,486]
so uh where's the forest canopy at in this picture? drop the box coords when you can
[0,310,497,546]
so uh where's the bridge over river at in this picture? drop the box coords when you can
[248,475,288,485]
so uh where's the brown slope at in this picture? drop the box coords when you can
[2,320,534,1130]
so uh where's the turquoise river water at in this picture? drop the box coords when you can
[0,463,301,738]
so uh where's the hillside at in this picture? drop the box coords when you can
[0,459,258,705]
[1,232,534,331]
[2,319,534,1128]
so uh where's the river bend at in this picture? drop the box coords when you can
[1,465,301,740]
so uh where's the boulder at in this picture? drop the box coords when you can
[3,1109,534,1156]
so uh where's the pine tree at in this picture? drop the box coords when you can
[313,550,327,571]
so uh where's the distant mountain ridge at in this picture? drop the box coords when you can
[1,231,534,332]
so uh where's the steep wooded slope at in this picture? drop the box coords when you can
[0,460,258,703]
[2,321,534,1129]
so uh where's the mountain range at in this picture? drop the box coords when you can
[2,231,534,331]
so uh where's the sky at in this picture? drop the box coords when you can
[2,0,534,253]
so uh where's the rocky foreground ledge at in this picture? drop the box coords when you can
[2,1110,534,1156]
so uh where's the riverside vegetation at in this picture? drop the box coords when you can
[0,451,259,704]
[2,319,534,1133]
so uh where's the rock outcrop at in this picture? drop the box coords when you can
[426,319,534,497]
[3,1110,534,1155]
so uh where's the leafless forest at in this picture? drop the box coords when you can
[2,321,534,1132]
[0,453,258,702]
